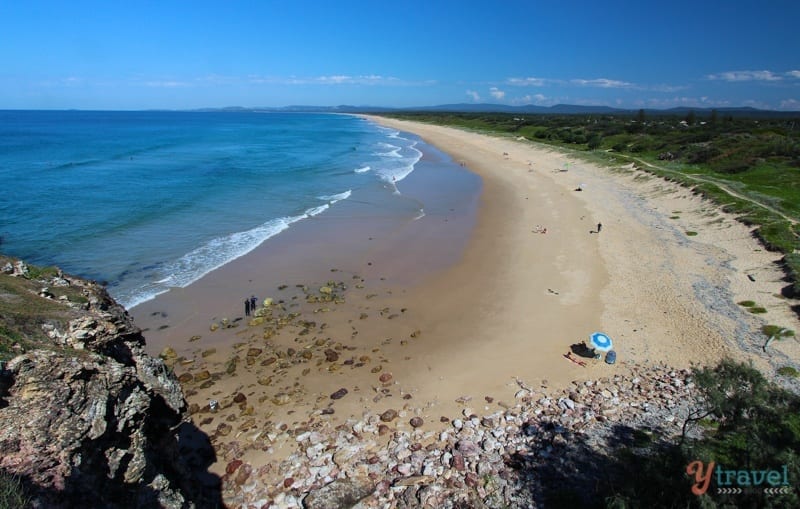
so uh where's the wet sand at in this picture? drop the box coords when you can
[132,116,800,478]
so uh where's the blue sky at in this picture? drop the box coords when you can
[1,0,799,111]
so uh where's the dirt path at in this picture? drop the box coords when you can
[614,153,799,227]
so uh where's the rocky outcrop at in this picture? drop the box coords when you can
[214,364,699,508]
[208,365,697,509]
[0,262,221,508]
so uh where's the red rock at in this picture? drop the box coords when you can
[283,477,294,488]
[410,416,423,428]
[379,373,392,383]
[232,392,246,404]
[452,452,466,471]
[225,459,243,475]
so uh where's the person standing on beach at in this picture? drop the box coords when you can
[250,295,257,311]
[597,222,602,233]
[244,298,251,316]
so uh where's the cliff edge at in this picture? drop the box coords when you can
[0,256,222,508]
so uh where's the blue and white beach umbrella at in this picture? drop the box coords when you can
[589,332,614,352]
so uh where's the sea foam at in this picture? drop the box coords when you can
[121,201,334,308]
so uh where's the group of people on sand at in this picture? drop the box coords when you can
[532,223,601,235]
[243,295,257,316]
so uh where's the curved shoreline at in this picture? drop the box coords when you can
[364,116,800,385]
[132,116,800,498]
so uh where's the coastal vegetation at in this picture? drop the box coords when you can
[0,472,29,509]
[0,257,86,362]
[383,111,800,300]
[544,360,800,508]
[762,324,795,338]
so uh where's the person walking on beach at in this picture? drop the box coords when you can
[597,222,602,233]
[244,298,251,316]
[250,295,257,311]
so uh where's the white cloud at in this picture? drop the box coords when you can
[507,77,549,87]
[706,70,782,81]
[318,75,352,84]
[466,90,481,102]
[643,96,732,108]
[510,93,556,106]
[508,76,637,88]
[489,87,505,100]
[779,99,800,110]
[317,75,402,85]
[787,70,800,79]
[248,74,412,86]
[510,95,532,105]
[648,83,689,93]
[570,78,633,88]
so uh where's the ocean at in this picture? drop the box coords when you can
[0,110,457,309]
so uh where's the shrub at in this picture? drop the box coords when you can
[777,366,799,377]
[762,325,795,338]
[685,146,720,164]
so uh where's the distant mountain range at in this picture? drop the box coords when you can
[194,103,799,118]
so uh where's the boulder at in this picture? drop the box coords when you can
[302,476,374,509]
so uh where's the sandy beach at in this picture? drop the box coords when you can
[132,116,800,483]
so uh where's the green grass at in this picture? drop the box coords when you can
[749,306,768,314]
[777,366,799,377]
[0,472,30,509]
[762,325,796,338]
[685,231,698,236]
[738,300,756,307]
[697,417,720,430]
[0,256,85,362]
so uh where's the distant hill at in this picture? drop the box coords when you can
[193,104,799,118]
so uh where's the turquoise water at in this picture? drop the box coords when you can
[0,111,434,308]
